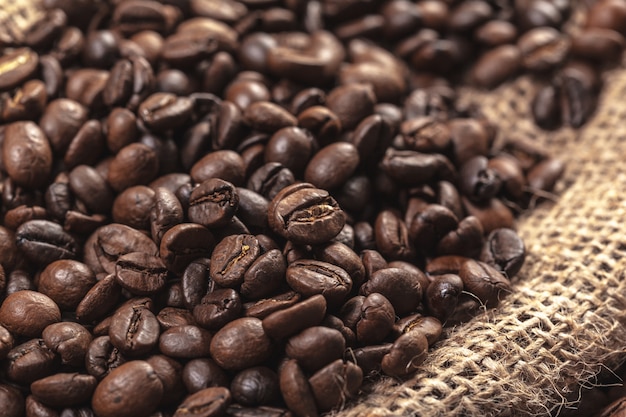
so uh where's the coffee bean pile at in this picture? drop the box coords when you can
[3,0,614,416]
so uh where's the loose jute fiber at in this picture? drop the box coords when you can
[335,64,626,417]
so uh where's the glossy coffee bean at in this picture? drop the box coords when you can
[159,325,213,359]
[42,322,92,367]
[308,359,362,412]
[31,373,97,407]
[210,317,273,371]
[286,259,352,307]
[0,290,61,337]
[174,387,232,417]
[189,178,239,228]
[231,367,279,407]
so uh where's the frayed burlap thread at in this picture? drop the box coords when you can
[335,70,626,417]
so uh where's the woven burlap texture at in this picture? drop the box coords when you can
[334,67,626,417]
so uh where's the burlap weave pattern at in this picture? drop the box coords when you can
[335,67,626,417]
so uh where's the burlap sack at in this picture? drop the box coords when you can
[335,55,626,417]
[4,1,626,416]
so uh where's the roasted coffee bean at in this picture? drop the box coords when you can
[112,185,155,230]
[557,61,599,128]
[459,259,511,308]
[2,79,47,122]
[308,359,362,412]
[159,325,213,359]
[92,360,163,417]
[3,205,47,230]
[425,273,463,322]
[0,324,14,360]
[462,196,514,234]
[3,121,53,188]
[0,384,25,417]
[6,338,60,385]
[189,178,239,228]
[586,0,626,35]
[437,215,484,258]
[109,300,160,356]
[0,290,61,337]
[191,150,246,186]
[230,367,279,407]
[145,354,185,407]
[285,326,345,373]
[407,204,459,255]
[193,288,242,330]
[459,156,502,203]
[472,44,522,89]
[76,274,122,324]
[31,373,97,407]
[160,223,216,274]
[84,223,158,275]
[297,105,342,145]
[261,294,326,341]
[304,142,359,190]
[392,315,442,345]
[381,330,429,377]
[38,260,96,311]
[518,27,570,73]
[240,249,286,300]
[480,228,526,278]
[42,322,92,367]
[68,165,115,215]
[527,157,566,195]
[107,143,160,192]
[174,386,232,417]
[268,183,346,245]
[243,291,301,319]
[247,162,296,201]
[326,83,376,130]
[361,267,422,317]
[139,93,193,131]
[286,259,352,306]
[279,359,319,417]
[0,48,39,91]
[374,209,415,261]
[426,255,470,276]
[85,336,126,380]
[65,68,109,110]
[115,252,168,295]
[210,234,260,288]
[183,358,229,394]
[210,317,273,371]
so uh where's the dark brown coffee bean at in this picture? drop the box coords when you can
[517,27,570,72]
[261,294,326,341]
[189,178,239,228]
[162,31,219,68]
[145,354,185,407]
[557,61,599,128]
[193,288,242,330]
[183,358,229,394]
[243,291,301,319]
[459,259,511,308]
[268,183,346,245]
[285,326,345,373]
[527,157,565,195]
[243,101,297,133]
[279,359,318,417]
[425,273,463,321]
[240,249,286,300]
[6,338,60,385]
[31,373,97,407]
[92,360,163,417]
[463,196,514,234]
[407,204,459,256]
[209,234,260,288]
[3,121,53,188]
[448,0,493,32]
[247,162,296,201]
[586,0,626,35]
[286,259,352,306]
[474,20,517,47]
[381,148,455,186]
[326,83,376,130]
[267,31,344,85]
[65,68,108,110]
[84,223,158,275]
[472,44,522,88]
[109,300,160,356]
[437,215,484,258]
[3,205,48,231]
[38,260,96,311]
[107,143,160,192]
[392,315,442,345]
[297,105,342,145]
[150,187,184,245]
[0,324,14,360]
[210,317,273,371]
[174,387,232,417]
[39,99,88,154]
[0,290,61,337]
[448,118,490,165]
[85,336,126,380]
[0,384,25,417]
[304,142,359,190]
[64,119,106,169]
[76,274,122,324]
[160,223,216,274]
[361,267,423,316]
[374,209,415,261]
[230,367,279,407]
[381,330,428,377]
[235,188,270,233]
[426,255,470,277]
[115,252,168,295]
[1,79,47,122]
[191,150,246,186]
[159,325,213,359]
[68,165,114,215]
[42,322,92,367]
[480,228,526,278]
[0,48,39,91]
[459,156,502,203]
[139,93,193,131]
[308,359,362,412]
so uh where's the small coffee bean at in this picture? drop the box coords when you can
[174,387,232,417]
[31,373,97,407]
[374,209,415,261]
[425,273,463,321]
[231,367,279,407]
[76,274,122,324]
[480,228,526,278]
[361,267,422,316]
[304,142,360,190]
[210,234,261,288]
[240,249,286,300]
[517,27,570,72]
[279,359,319,417]
[0,290,61,337]
[193,289,242,330]
[210,317,273,371]
[109,300,160,356]
[160,223,216,274]
[381,330,428,377]
[159,325,213,359]
[182,358,229,394]
[308,359,362,412]
[471,44,522,88]
[285,326,345,373]
[6,338,59,385]
[92,360,163,417]
[3,121,53,189]
[0,48,39,91]
[268,183,346,245]
[115,252,168,295]
[286,259,352,307]
[392,315,443,345]
[188,178,239,228]
[42,322,92,368]
[0,384,25,417]
[85,336,126,380]
[459,259,512,308]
